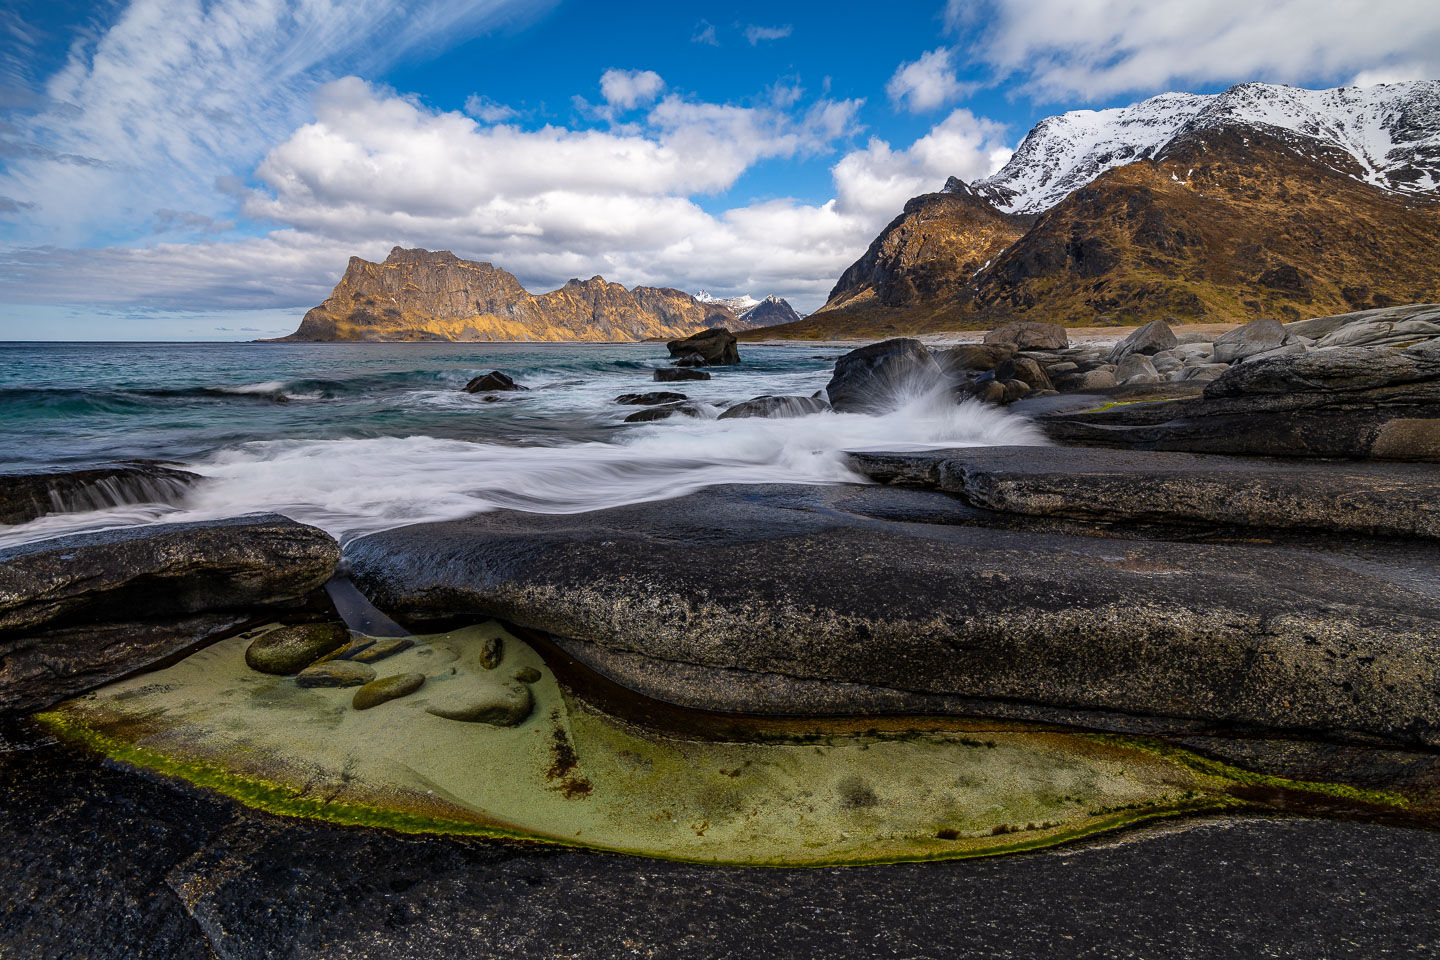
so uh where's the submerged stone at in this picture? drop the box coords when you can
[352,673,425,710]
[296,661,376,688]
[426,681,533,726]
[478,635,503,670]
[512,666,542,684]
[245,623,349,675]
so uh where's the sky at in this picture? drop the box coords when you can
[0,0,1437,339]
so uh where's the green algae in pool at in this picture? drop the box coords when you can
[43,621,1243,865]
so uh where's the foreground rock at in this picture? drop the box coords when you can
[0,463,200,527]
[666,328,739,366]
[245,623,349,675]
[0,515,340,713]
[349,484,1440,745]
[847,445,1440,539]
[6,722,1437,959]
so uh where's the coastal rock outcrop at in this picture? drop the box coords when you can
[717,395,829,420]
[348,483,1440,745]
[463,371,526,393]
[279,247,738,343]
[0,514,340,713]
[666,328,739,366]
[0,464,200,527]
[825,339,943,413]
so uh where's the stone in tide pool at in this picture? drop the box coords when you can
[352,673,426,710]
[512,666,542,683]
[349,636,414,664]
[296,661,375,688]
[425,680,533,726]
[478,635,503,670]
[245,623,349,675]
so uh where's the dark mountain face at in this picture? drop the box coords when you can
[739,296,803,328]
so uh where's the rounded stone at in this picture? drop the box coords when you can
[512,666,542,684]
[352,673,426,710]
[426,681,533,726]
[245,623,349,675]
[348,636,415,664]
[295,661,376,689]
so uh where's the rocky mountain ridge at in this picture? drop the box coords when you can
[280,248,740,342]
[754,81,1440,339]
[695,291,803,327]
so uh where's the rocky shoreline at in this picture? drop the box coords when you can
[2,302,1439,956]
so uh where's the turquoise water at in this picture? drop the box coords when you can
[0,341,1042,545]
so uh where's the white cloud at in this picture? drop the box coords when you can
[952,0,1440,101]
[887,47,970,113]
[4,79,1012,315]
[464,94,519,123]
[599,69,666,110]
[1350,63,1434,87]
[0,0,550,246]
[691,20,719,46]
[744,24,793,45]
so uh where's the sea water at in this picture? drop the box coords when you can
[0,340,1043,546]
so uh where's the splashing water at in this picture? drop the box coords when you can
[0,341,1043,547]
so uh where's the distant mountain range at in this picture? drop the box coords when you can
[752,80,1440,339]
[278,248,802,342]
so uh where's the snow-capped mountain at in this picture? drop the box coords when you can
[694,291,803,327]
[974,81,1440,214]
[695,290,761,316]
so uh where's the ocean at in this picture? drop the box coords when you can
[0,340,1042,547]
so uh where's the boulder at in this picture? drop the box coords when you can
[246,623,350,675]
[939,344,1016,373]
[1284,303,1440,347]
[615,392,687,405]
[1205,340,1440,398]
[666,328,738,366]
[654,368,710,383]
[0,515,340,713]
[825,339,944,413]
[1055,369,1117,391]
[463,371,526,393]
[624,402,706,423]
[717,396,830,420]
[1180,363,1230,382]
[1107,320,1177,363]
[983,322,1068,351]
[1115,355,1160,384]
[347,483,1440,745]
[994,356,1053,392]
[0,464,200,527]
[1213,318,1286,363]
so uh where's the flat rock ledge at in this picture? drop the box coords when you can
[348,483,1440,747]
[0,514,340,714]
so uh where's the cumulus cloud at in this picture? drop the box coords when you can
[950,0,1440,101]
[599,69,666,110]
[0,0,551,245]
[887,48,971,113]
[744,24,793,45]
[463,94,519,123]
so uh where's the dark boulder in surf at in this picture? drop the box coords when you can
[654,368,710,383]
[825,339,943,413]
[615,392,687,405]
[0,514,340,714]
[463,371,527,393]
[666,328,739,366]
[717,395,830,419]
[0,463,200,527]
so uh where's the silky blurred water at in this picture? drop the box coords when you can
[0,341,1043,545]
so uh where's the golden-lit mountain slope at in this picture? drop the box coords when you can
[279,247,737,342]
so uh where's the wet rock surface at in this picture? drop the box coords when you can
[653,368,709,383]
[463,371,526,393]
[295,660,376,688]
[826,338,943,412]
[717,395,830,419]
[352,672,426,710]
[0,463,200,526]
[348,483,1440,745]
[849,445,1440,539]
[0,515,339,714]
[3,720,1436,960]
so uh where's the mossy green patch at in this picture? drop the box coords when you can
[36,621,1405,867]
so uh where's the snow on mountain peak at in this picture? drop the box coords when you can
[972,80,1440,215]
[694,290,761,316]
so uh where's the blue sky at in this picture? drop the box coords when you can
[1,0,1436,339]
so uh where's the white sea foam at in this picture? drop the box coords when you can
[0,387,1045,548]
